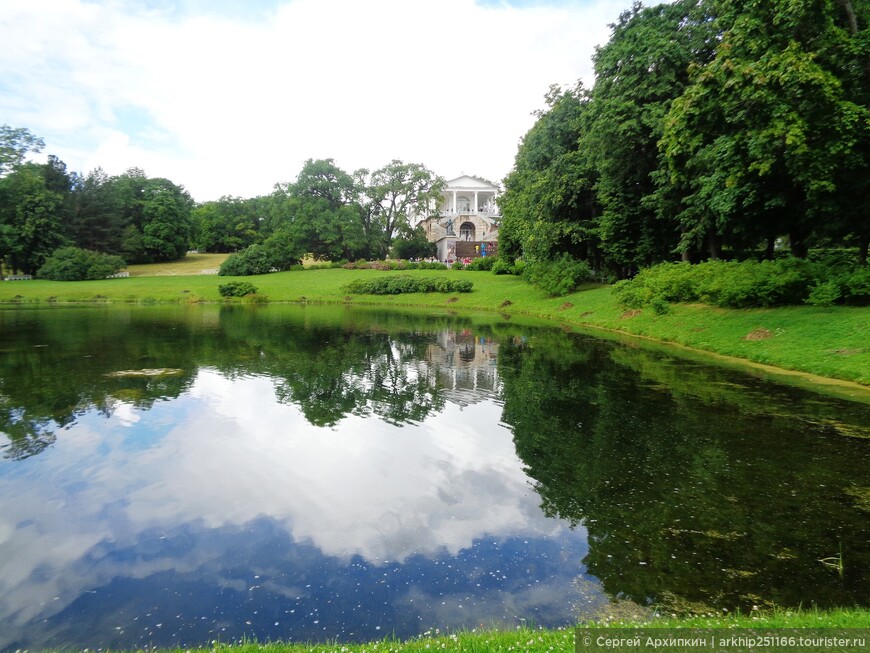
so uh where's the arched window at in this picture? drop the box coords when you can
[460,222,476,241]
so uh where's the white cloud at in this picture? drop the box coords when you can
[0,0,627,200]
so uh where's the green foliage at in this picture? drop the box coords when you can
[588,0,717,270]
[659,0,870,259]
[523,254,593,296]
[192,195,261,253]
[217,281,258,297]
[342,275,473,295]
[390,226,437,260]
[612,258,870,309]
[0,124,44,176]
[218,244,275,276]
[359,160,445,258]
[490,258,514,275]
[37,247,125,281]
[463,256,495,271]
[806,281,842,308]
[0,163,68,274]
[499,85,602,267]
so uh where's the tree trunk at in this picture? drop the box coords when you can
[859,234,869,266]
[789,228,808,258]
[707,232,721,260]
[834,0,870,80]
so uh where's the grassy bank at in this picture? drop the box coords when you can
[1,267,869,388]
[70,608,869,653]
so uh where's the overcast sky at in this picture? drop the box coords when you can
[1,0,631,202]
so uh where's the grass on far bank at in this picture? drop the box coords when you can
[124,252,230,276]
[1,265,869,389]
[80,608,869,653]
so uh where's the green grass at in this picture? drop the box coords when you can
[59,608,867,653]
[124,252,230,276]
[1,267,869,389]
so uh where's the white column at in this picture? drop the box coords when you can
[474,191,478,213]
[452,190,457,213]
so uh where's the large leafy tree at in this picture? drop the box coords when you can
[270,158,366,261]
[140,177,195,261]
[192,196,262,253]
[499,84,601,266]
[0,164,67,274]
[587,0,718,270]
[104,169,193,263]
[0,125,44,177]
[357,160,445,258]
[660,0,870,259]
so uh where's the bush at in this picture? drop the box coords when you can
[418,261,447,270]
[465,256,496,271]
[37,247,126,281]
[523,254,594,296]
[806,281,842,307]
[391,228,437,260]
[491,258,514,275]
[613,258,849,309]
[218,245,274,276]
[844,267,870,303]
[342,275,473,295]
[218,281,258,297]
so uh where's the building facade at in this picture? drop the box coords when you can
[415,175,500,263]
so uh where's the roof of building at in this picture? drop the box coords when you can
[444,175,499,190]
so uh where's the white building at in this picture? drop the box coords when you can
[415,175,500,263]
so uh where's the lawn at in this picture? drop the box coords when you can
[124,252,230,276]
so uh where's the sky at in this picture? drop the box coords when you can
[0,0,632,202]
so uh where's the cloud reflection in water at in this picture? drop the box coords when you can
[0,368,595,651]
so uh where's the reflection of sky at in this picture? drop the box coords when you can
[0,370,597,651]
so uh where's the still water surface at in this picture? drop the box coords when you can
[0,305,868,651]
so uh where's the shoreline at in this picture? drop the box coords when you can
[1,269,869,397]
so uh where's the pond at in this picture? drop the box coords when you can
[0,305,868,652]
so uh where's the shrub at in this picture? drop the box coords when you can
[844,267,870,303]
[219,245,274,276]
[37,247,126,281]
[391,227,437,260]
[418,261,447,270]
[465,256,496,271]
[342,275,473,295]
[491,258,514,275]
[523,254,594,296]
[806,281,842,307]
[218,281,258,297]
[614,258,834,309]
[696,258,818,308]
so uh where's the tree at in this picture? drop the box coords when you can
[499,85,602,268]
[192,196,261,253]
[358,160,445,258]
[271,159,367,261]
[140,178,194,261]
[0,125,44,176]
[391,225,437,260]
[104,169,193,263]
[587,0,718,270]
[0,164,67,274]
[659,0,870,259]
[68,168,126,254]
